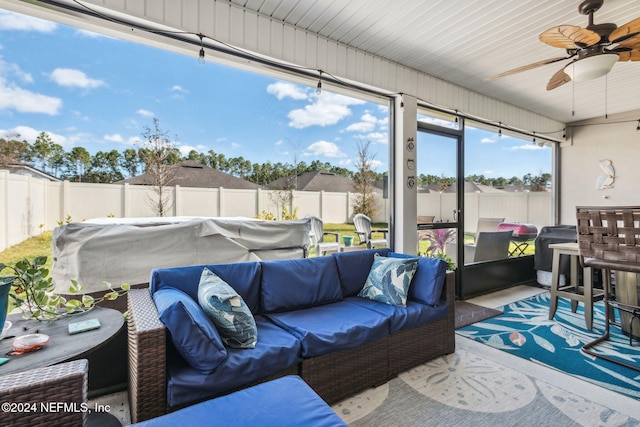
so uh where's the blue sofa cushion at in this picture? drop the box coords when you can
[153,287,227,374]
[333,248,390,296]
[150,262,262,314]
[265,300,389,357]
[198,268,258,349]
[166,316,302,408]
[389,252,448,306]
[134,376,347,427]
[347,296,449,333]
[358,253,419,306]
[261,257,343,313]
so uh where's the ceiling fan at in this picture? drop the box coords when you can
[487,0,640,90]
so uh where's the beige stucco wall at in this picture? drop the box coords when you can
[559,109,640,225]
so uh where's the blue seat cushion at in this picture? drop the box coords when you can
[133,376,347,427]
[332,248,390,296]
[346,296,448,334]
[166,316,302,408]
[261,257,343,313]
[153,287,227,374]
[265,300,389,357]
[388,252,448,306]
[150,261,262,314]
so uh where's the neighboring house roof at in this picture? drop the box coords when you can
[419,181,506,193]
[268,170,382,193]
[0,155,60,181]
[118,160,261,189]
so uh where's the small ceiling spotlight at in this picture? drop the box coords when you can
[636,119,640,133]
[198,34,205,65]
[316,71,323,95]
[498,122,502,139]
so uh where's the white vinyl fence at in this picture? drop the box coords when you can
[0,170,552,252]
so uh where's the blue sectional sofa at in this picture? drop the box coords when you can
[126,248,455,423]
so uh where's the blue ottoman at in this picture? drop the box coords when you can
[131,376,347,426]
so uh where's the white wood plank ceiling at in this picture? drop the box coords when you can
[230,0,640,123]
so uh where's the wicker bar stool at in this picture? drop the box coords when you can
[576,206,640,371]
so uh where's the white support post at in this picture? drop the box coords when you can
[393,94,418,254]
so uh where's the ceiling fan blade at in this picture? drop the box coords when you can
[618,49,640,61]
[486,57,568,80]
[540,25,600,49]
[610,16,640,45]
[546,68,571,91]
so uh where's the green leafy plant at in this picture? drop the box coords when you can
[0,256,130,321]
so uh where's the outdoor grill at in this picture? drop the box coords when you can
[496,222,538,241]
[496,222,539,256]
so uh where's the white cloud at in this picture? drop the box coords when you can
[346,113,378,132]
[288,92,365,129]
[50,68,104,89]
[104,134,124,143]
[231,142,241,148]
[2,125,66,146]
[364,132,387,145]
[128,136,142,145]
[216,137,227,142]
[481,137,497,144]
[178,144,207,156]
[136,109,154,118]
[0,76,62,115]
[0,10,57,32]
[510,143,545,151]
[275,140,284,146]
[266,82,308,100]
[171,85,188,94]
[305,140,346,158]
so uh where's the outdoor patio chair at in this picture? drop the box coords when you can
[464,230,513,263]
[576,206,640,371]
[353,213,387,249]
[307,215,340,256]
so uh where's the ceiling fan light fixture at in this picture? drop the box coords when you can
[565,53,618,82]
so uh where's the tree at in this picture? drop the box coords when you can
[352,140,377,218]
[0,132,31,166]
[31,132,55,172]
[120,148,141,178]
[64,146,91,181]
[139,118,178,216]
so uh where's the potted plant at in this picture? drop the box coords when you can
[419,227,457,271]
[0,256,130,322]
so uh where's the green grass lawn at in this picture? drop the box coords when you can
[0,232,53,270]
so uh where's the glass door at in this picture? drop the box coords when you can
[416,115,464,295]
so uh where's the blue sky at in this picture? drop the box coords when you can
[0,8,551,179]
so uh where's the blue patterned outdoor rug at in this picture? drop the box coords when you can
[457,292,640,399]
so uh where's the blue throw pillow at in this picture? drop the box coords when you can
[358,253,419,306]
[389,252,448,306]
[153,287,227,374]
[198,268,258,349]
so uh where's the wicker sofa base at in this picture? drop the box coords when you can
[300,335,389,404]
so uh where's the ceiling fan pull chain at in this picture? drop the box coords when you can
[604,74,608,119]
[572,67,576,117]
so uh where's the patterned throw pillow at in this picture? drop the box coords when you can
[198,268,258,349]
[358,253,419,306]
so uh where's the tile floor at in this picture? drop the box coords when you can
[90,284,640,425]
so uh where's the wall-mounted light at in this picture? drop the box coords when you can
[497,122,502,139]
[316,71,323,95]
[198,34,205,65]
[636,119,640,133]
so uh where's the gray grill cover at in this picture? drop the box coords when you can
[52,217,311,293]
